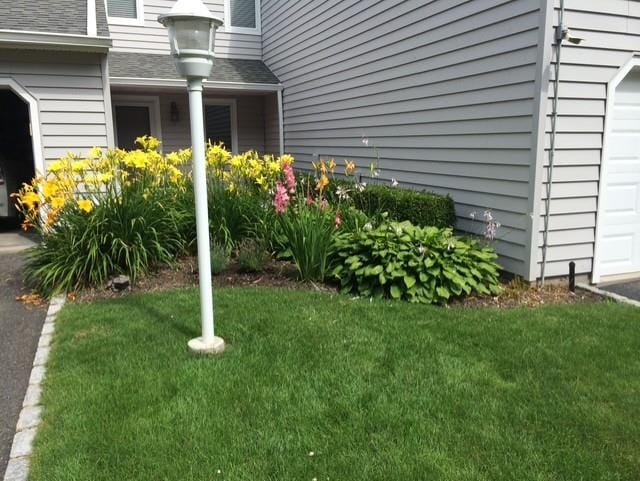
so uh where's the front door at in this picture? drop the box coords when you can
[598,70,640,277]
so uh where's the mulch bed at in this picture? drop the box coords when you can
[68,257,603,308]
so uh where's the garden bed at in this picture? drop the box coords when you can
[71,256,603,308]
[29,288,640,481]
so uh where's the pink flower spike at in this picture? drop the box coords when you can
[283,162,296,193]
[274,181,290,214]
[320,198,329,210]
[335,211,342,228]
[306,194,314,206]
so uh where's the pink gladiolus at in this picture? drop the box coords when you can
[274,181,290,214]
[319,198,329,210]
[306,194,314,206]
[335,211,342,228]
[283,162,296,193]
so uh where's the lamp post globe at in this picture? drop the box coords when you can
[159,0,225,355]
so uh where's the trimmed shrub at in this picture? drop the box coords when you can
[349,184,456,229]
[332,221,501,304]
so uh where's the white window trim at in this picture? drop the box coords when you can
[111,95,162,149]
[106,0,145,26]
[204,98,238,154]
[223,0,261,36]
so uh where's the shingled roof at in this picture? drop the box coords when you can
[0,0,109,37]
[108,52,280,85]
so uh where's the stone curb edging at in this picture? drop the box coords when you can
[3,295,65,481]
[577,283,640,308]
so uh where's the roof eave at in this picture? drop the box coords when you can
[0,30,112,52]
[110,76,283,92]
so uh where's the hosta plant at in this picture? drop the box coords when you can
[332,221,501,304]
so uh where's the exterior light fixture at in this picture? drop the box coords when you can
[159,0,225,354]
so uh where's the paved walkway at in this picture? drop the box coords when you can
[0,249,47,477]
[600,279,640,302]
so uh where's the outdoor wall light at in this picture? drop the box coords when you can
[170,101,179,122]
[159,0,225,355]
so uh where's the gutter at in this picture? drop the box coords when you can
[0,30,111,52]
[109,76,284,92]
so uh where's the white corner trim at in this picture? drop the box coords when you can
[101,57,115,148]
[591,53,640,284]
[87,0,97,37]
[109,76,283,92]
[204,98,238,153]
[0,78,45,177]
[3,295,66,481]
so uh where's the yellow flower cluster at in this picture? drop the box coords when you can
[206,143,293,193]
[14,136,188,233]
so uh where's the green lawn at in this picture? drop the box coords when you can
[30,288,640,481]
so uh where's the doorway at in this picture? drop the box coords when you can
[0,89,35,229]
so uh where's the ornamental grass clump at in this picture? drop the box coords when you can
[14,136,190,295]
[332,221,502,304]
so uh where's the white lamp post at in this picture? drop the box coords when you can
[159,0,225,354]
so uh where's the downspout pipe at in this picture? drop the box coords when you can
[540,0,566,285]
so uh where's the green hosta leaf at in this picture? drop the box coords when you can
[378,272,387,285]
[436,286,450,300]
[390,284,402,299]
[404,275,416,288]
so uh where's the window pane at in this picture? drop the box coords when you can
[230,0,256,29]
[107,0,137,19]
[115,106,151,151]
[205,105,232,151]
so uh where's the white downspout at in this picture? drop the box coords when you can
[540,0,566,285]
[277,88,284,156]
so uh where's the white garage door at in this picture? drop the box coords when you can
[598,71,640,277]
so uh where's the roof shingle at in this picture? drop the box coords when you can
[108,52,280,85]
[0,0,109,37]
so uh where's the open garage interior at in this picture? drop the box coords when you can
[0,89,35,230]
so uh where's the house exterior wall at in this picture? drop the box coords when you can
[536,0,640,278]
[261,0,545,277]
[0,49,110,168]
[108,0,261,60]
[149,92,268,153]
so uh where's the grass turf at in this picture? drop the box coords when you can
[30,288,640,481]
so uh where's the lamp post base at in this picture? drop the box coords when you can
[188,336,226,355]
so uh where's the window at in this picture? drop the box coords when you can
[107,0,144,25]
[204,99,238,153]
[224,0,261,35]
[112,96,162,150]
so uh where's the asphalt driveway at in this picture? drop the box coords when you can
[0,252,47,477]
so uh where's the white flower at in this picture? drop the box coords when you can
[417,244,426,255]
[483,210,493,222]
[335,186,350,200]
[372,169,380,178]
[391,178,399,187]
[395,226,403,236]
[469,211,477,220]
[361,136,369,146]
[364,222,373,231]
[308,451,315,457]
[355,182,367,193]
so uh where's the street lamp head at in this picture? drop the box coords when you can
[158,0,223,79]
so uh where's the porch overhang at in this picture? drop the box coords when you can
[108,52,282,92]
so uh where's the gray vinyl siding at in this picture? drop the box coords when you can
[0,49,109,166]
[151,92,268,153]
[537,0,640,278]
[262,0,545,277]
[109,0,261,60]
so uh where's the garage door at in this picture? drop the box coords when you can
[598,70,640,277]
